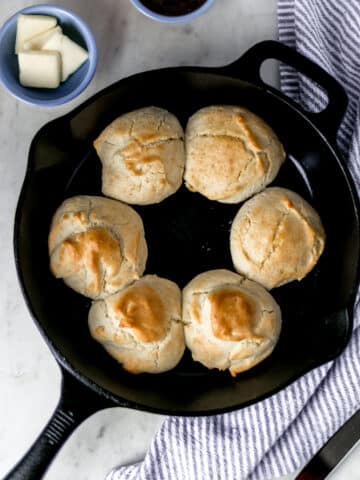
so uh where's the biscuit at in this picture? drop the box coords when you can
[89,275,184,374]
[94,107,185,205]
[49,195,148,299]
[230,187,326,289]
[183,269,281,376]
[184,105,285,203]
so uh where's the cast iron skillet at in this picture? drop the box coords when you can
[7,41,360,479]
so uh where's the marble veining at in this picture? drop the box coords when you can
[3,1,358,480]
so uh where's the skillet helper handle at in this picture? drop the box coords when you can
[225,40,348,141]
[4,369,114,480]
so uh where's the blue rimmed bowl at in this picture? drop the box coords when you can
[130,0,215,23]
[0,4,97,107]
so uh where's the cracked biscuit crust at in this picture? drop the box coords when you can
[94,107,185,205]
[230,187,326,289]
[184,105,286,203]
[49,195,148,299]
[183,269,281,376]
[89,275,185,374]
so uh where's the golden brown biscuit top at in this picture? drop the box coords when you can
[124,153,165,177]
[48,210,88,253]
[55,227,122,295]
[235,114,261,150]
[184,105,283,202]
[208,287,261,342]
[114,284,167,343]
[240,193,319,270]
[64,211,87,222]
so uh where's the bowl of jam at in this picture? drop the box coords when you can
[130,0,215,23]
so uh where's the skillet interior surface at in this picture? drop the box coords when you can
[15,68,359,414]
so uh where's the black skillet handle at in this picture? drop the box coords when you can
[224,40,348,141]
[4,369,115,480]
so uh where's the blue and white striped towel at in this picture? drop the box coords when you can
[108,1,360,478]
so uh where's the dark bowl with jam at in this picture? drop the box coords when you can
[130,0,215,22]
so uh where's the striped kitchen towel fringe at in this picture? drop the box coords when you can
[108,1,360,478]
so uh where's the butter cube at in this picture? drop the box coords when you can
[42,26,62,51]
[43,33,88,81]
[15,14,57,53]
[60,35,89,81]
[18,51,61,89]
[22,26,62,51]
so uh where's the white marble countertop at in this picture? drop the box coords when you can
[0,1,359,479]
